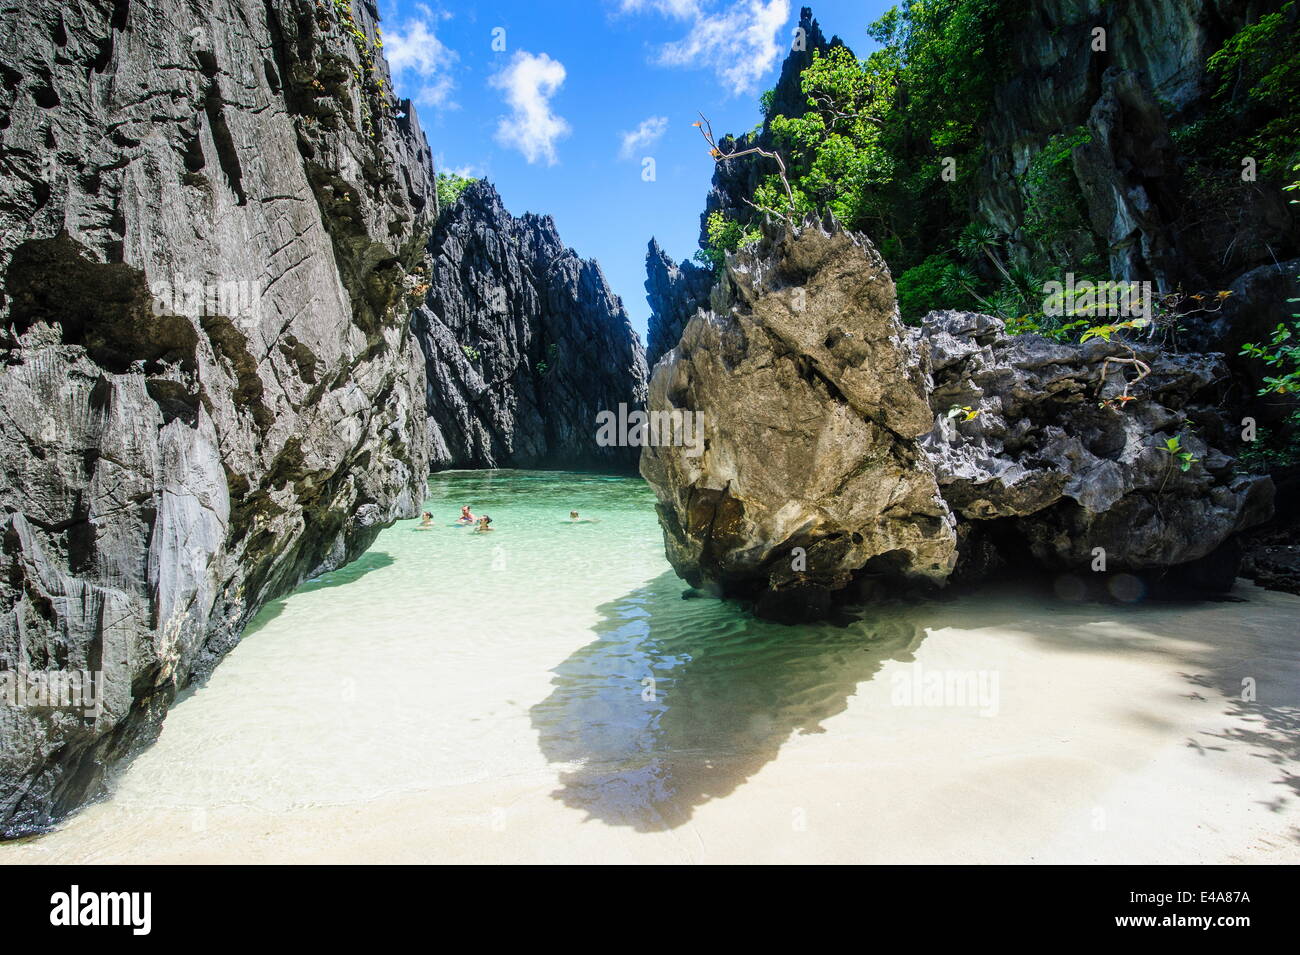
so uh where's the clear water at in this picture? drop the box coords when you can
[6,469,1299,861]
[60,470,929,830]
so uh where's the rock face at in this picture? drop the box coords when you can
[0,0,434,835]
[976,0,1293,288]
[644,239,712,372]
[413,180,647,470]
[641,223,1273,619]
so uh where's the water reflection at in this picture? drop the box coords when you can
[531,572,928,830]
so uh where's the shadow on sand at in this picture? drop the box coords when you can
[529,571,929,831]
[531,574,1300,837]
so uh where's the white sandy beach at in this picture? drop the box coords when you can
[4,576,1296,865]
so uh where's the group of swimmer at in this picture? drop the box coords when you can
[417,505,492,532]
[417,506,597,531]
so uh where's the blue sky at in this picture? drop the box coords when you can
[375,0,893,341]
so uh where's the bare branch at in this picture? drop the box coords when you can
[695,112,795,225]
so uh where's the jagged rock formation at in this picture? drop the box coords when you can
[412,180,647,470]
[645,239,712,371]
[694,6,841,250]
[0,0,434,835]
[648,2,1296,382]
[641,223,1273,620]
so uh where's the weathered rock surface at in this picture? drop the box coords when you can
[976,0,1295,287]
[0,0,434,835]
[644,238,712,372]
[413,180,647,470]
[642,223,1273,618]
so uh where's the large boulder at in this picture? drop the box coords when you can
[641,221,1273,618]
[641,225,958,620]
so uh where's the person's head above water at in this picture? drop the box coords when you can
[461,505,472,516]
[422,511,431,519]
[570,511,579,519]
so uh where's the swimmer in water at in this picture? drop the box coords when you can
[418,511,433,528]
[458,505,475,525]
[568,510,597,523]
[475,515,494,533]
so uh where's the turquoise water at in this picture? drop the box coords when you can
[33,470,929,831]
[7,469,1300,862]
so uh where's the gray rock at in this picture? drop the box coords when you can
[644,238,712,372]
[641,223,959,620]
[641,221,1273,618]
[413,180,647,470]
[0,0,434,835]
[974,0,1293,286]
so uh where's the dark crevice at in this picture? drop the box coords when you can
[203,83,246,206]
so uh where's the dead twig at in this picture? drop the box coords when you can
[694,113,795,225]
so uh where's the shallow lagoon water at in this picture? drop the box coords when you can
[4,470,1298,863]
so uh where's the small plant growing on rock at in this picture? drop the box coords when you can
[695,210,763,272]
[1164,434,1198,473]
[462,344,480,362]
[436,172,476,212]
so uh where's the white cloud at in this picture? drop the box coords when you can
[383,10,459,110]
[618,0,703,18]
[434,153,483,179]
[489,51,572,166]
[619,115,669,160]
[645,0,791,96]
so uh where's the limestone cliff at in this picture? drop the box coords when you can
[975,0,1293,290]
[412,180,648,470]
[0,0,434,835]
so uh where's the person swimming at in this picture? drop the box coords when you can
[457,505,475,525]
[475,515,494,533]
[567,510,596,523]
[418,511,433,528]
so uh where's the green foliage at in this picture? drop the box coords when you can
[461,344,480,362]
[1236,413,1300,472]
[1021,127,1099,261]
[537,342,558,375]
[694,210,762,271]
[1240,165,1300,394]
[716,0,1022,314]
[1078,318,1151,343]
[1241,321,1300,394]
[895,254,976,323]
[1163,434,1198,473]
[1206,1,1300,179]
[436,172,476,211]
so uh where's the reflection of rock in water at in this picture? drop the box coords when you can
[530,572,927,830]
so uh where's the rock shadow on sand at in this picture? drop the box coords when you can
[529,571,927,831]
